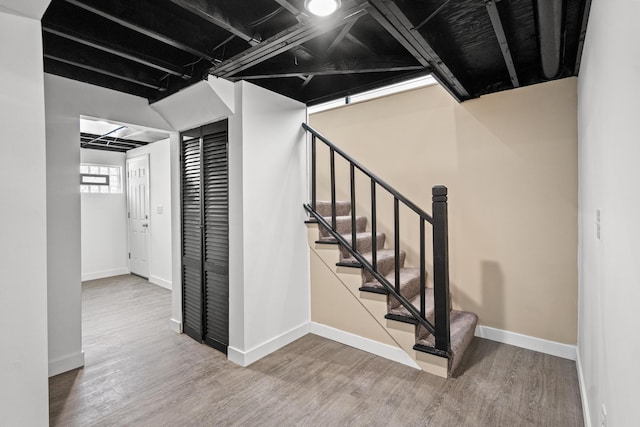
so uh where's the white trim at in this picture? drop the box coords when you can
[310,322,421,370]
[576,350,591,427]
[149,275,172,290]
[228,323,310,367]
[169,318,182,333]
[475,325,577,360]
[48,351,85,377]
[81,267,129,282]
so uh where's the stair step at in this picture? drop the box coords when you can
[415,310,478,376]
[339,232,386,259]
[319,215,367,239]
[317,232,385,256]
[363,267,423,310]
[315,201,351,217]
[341,249,406,282]
[387,292,435,326]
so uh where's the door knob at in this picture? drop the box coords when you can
[142,223,148,227]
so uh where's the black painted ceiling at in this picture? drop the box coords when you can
[41,0,591,106]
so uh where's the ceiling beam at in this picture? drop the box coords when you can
[64,0,214,61]
[210,4,370,78]
[325,19,360,57]
[44,54,165,91]
[169,0,261,45]
[272,0,370,50]
[272,0,308,22]
[364,0,470,101]
[231,57,425,80]
[43,24,191,79]
[80,132,148,149]
[485,0,519,87]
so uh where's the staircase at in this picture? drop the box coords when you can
[303,123,478,378]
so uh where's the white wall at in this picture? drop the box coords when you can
[577,0,640,425]
[0,9,49,426]
[45,74,173,376]
[128,138,173,289]
[228,82,310,364]
[80,149,128,281]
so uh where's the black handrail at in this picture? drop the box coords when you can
[302,123,433,224]
[303,123,451,357]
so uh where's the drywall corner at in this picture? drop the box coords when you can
[151,79,235,132]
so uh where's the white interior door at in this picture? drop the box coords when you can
[127,155,150,278]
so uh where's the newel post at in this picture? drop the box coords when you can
[432,185,451,354]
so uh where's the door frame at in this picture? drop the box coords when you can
[126,154,151,278]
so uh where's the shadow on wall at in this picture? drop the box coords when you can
[454,260,504,330]
[453,260,504,368]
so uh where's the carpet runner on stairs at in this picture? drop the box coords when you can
[311,200,478,377]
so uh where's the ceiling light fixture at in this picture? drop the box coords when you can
[305,0,341,17]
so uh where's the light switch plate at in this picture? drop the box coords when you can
[157,205,163,214]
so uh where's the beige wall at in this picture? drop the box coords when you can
[309,78,578,345]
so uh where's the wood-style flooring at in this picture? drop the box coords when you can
[49,275,584,426]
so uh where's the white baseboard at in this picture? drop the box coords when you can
[228,323,310,367]
[149,275,172,290]
[576,350,591,427]
[475,325,577,361]
[49,351,85,377]
[310,322,421,370]
[169,318,182,333]
[82,268,129,282]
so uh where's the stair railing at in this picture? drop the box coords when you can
[303,123,451,357]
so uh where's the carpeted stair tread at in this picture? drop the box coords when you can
[342,249,406,282]
[363,267,423,309]
[387,292,435,325]
[339,232,386,259]
[315,201,351,217]
[415,310,478,376]
[319,215,367,239]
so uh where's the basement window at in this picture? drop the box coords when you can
[307,75,439,114]
[80,164,122,194]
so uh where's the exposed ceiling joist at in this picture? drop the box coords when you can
[210,4,370,78]
[64,0,215,61]
[325,19,360,57]
[275,0,371,50]
[485,0,520,87]
[365,0,470,101]
[80,132,149,151]
[43,25,191,79]
[44,54,166,91]
[169,0,261,45]
[232,57,425,80]
[272,0,307,22]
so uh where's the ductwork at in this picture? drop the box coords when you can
[535,0,564,79]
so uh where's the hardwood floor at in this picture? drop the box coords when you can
[50,275,583,426]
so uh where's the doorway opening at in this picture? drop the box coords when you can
[79,116,170,284]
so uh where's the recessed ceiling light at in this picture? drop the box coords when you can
[305,0,341,17]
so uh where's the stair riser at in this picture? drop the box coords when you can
[339,233,386,259]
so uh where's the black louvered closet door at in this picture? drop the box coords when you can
[180,120,229,354]
[202,128,229,352]
[181,133,203,341]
